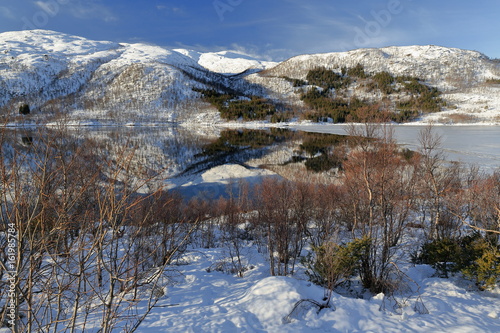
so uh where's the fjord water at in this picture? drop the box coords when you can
[293,124,500,172]
[7,124,499,190]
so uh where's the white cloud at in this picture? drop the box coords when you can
[227,43,276,61]
[68,1,118,22]
[272,1,423,55]
[34,1,64,16]
[156,5,185,16]
[0,6,15,20]
[31,0,118,23]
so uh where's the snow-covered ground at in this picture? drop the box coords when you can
[421,86,500,124]
[137,243,500,332]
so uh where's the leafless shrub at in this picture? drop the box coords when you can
[416,126,464,240]
[216,180,252,277]
[253,178,312,276]
[339,124,419,293]
[307,184,341,248]
[0,127,194,332]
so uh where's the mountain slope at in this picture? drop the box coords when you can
[175,49,277,75]
[1,30,500,125]
[259,45,498,86]
[248,45,500,123]
[0,30,267,124]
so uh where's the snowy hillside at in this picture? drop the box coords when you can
[175,49,277,75]
[248,45,500,123]
[1,30,500,124]
[259,45,499,86]
[0,30,266,124]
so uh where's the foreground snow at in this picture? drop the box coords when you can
[137,245,500,333]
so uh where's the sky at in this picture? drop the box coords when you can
[0,0,499,61]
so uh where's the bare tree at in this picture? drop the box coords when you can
[341,124,418,293]
[453,170,500,237]
[217,180,251,277]
[308,184,341,248]
[254,178,310,276]
[417,125,463,240]
[0,127,193,332]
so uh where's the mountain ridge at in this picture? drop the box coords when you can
[1,30,499,125]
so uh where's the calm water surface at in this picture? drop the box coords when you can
[292,124,500,171]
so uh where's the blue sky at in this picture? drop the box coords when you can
[1,0,499,60]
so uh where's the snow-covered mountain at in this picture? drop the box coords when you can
[1,30,500,124]
[0,30,268,124]
[175,49,277,75]
[258,45,498,86]
[248,45,500,123]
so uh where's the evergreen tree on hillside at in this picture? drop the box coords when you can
[19,103,30,115]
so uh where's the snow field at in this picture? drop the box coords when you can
[137,243,500,332]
